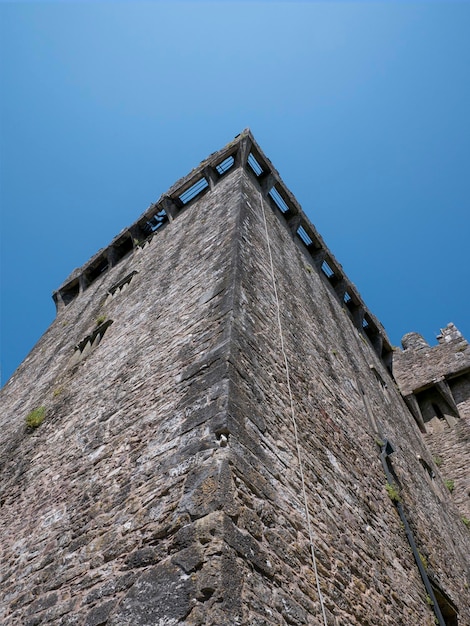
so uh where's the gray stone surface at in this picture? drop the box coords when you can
[1,133,469,625]
[394,324,470,520]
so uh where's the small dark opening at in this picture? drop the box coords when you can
[362,314,377,338]
[432,403,446,421]
[61,281,80,305]
[381,346,393,373]
[109,271,137,297]
[113,237,133,262]
[344,291,359,313]
[76,320,114,354]
[431,584,458,626]
[328,272,341,287]
[85,256,109,286]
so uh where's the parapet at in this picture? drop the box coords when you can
[394,323,470,400]
[436,322,464,345]
[52,129,393,371]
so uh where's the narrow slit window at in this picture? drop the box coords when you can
[106,271,138,303]
[247,153,264,177]
[178,177,209,205]
[69,320,114,367]
[297,225,313,246]
[321,260,335,279]
[215,155,235,175]
[268,187,289,214]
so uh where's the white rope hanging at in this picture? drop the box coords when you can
[259,192,329,626]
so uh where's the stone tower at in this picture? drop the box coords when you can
[1,130,469,626]
[394,324,470,521]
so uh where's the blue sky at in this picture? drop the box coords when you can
[1,1,469,385]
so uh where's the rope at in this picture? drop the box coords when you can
[259,193,328,626]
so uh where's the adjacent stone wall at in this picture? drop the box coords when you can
[395,326,470,398]
[394,326,470,521]
[1,147,469,626]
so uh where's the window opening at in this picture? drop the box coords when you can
[145,209,168,233]
[268,186,290,214]
[69,320,113,367]
[105,271,137,303]
[247,152,264,177]
[178,177,209,205]
[343,291,359,313]
[362,314,378,342]
[215,155,235,175]
[321,260,335,279]
[297,225,313,246]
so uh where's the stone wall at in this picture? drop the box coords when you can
[0,167,246,625]
[1,136,469,625]
[394,326,470,521]
[228,172,470,625]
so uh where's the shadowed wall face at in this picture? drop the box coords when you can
[1,135,469,626]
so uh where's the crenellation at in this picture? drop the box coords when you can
[437,322,465,345]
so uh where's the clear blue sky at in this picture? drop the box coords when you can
[1,1,469,385]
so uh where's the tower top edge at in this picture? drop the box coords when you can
[52,129,393,358]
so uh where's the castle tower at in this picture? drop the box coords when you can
[394,324,470,521]
[1,131,469,626]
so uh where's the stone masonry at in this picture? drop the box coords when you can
[1,131,469,625]
[394,324,470,521]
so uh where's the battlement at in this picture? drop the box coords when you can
[394,323,470,398]
[53,129,393,369]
